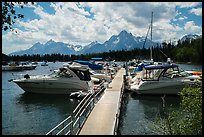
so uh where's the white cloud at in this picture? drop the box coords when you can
[178,16,188,21]
[189,8,202,16]
[2,2,202,54]
[176,2,201,8]
[13,2,37,8]
[184,21,202,34]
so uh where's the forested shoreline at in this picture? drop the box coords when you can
[3,38,202,65]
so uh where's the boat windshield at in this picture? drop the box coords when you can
[163,67,192,78]
[48,68,73,78]
[71,69,91,81]
[142,65,191,80]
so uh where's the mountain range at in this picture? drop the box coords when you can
[8,30,201,56]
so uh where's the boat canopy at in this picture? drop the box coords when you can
[144,63,178,70]
[57,67,91,81]
[74,60,103,70]
[133,63,149,73]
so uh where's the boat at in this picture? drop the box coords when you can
[185,71,202,76]
[41,61,48,66]
[129,63,202,95]
[2,62,37,71]
[32,61,38,65]
[89,69,112,83]
[13,67,93,94]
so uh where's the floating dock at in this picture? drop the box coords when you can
[79,68,125,135]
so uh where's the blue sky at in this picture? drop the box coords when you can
[2,2,202,54]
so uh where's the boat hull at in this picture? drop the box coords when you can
[133,84,185,95]
[13,79,91,94]
[130,78,200,95]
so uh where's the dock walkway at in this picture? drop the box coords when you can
[79,68,125,135]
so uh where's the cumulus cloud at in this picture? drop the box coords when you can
[189,8,202,16]
[176,2,201,8]
[184,21,202,34]
[2,2,202,54]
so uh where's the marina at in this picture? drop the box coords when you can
[2,61,202,135]
[2,2,202,135]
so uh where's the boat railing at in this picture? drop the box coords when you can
[46,80,105,135]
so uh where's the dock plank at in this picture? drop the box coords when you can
[78,68,125,135]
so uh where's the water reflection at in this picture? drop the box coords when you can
[17,92,80,115]
[3,92,80,135]
[118,91,181,135]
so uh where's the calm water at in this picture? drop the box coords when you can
[2,62,80,135]
[2,62,202,135]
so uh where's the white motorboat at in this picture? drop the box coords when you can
[2,62,37,71]
[32,61,38,65]
[130,63,202,95]
[13,67,93,94]
[89,69,112,83]
[41,61,48,66]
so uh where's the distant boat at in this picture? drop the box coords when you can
[41,61,48,66]
[31,61,38,65]
[2,62,37,71]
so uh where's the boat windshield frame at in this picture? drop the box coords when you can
[49,68,73,78]
[70,68,91,81]
[142,64,186,81]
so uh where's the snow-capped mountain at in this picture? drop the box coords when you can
[9,39,77,56]
[79,30,157,54]
[78,41,100,54]
[72,45,83,52]
[9,30,157,56]
[180,34,201,44]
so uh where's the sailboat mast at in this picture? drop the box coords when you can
[150,11,153,61]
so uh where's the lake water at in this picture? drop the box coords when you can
[2,62,202,135]
[2,62,80,135]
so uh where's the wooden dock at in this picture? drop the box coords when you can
[79,68,125,135]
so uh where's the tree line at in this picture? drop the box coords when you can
[4,37,202,65]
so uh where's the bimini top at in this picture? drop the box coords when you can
[132,63,149,73]
[144,63,178,70]
[74,60,103,70]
